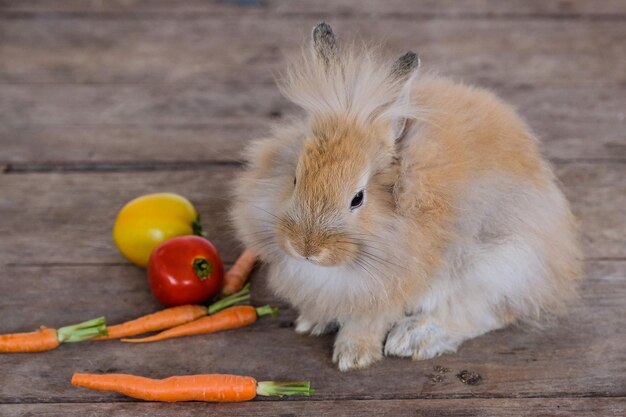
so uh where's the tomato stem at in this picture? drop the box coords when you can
[192,258,213,280]
[206,283,251,315]
[57,316,108,343]
[191,217,206,237]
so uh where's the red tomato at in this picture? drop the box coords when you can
[148,236,224,306]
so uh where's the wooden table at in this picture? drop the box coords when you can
[1,1,624,415]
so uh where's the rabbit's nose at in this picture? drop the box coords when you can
[288,237,321,260]
[302,246,321,259]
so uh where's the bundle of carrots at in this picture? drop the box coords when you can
[122,304,277,343]
[0,317,107,353]
[1,250,259,352]
[97,283,253,340]
[72,372,313,402]
[96,250,268,343]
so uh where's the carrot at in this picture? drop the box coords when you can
[96,284,251,340]
[72,372,313,402]
[222,249,257,295]
[0,317,107,353]
[121,304,277,343]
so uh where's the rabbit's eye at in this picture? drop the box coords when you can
[293,177,296,186]
[350,190,364,210]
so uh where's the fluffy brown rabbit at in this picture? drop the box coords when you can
[231,22,582,371]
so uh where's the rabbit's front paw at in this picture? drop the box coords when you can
[332,338,382,371]
[384,316,460,360]
[295,315,337,336]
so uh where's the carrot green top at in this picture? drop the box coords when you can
[207,283,251,314]
[57,316,108,343]
[256,381,314,397]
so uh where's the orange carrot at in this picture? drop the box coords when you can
[96,284,251,340]
[0,327,59,353]
[96,305,206,340]
[72,372,313,402]
[222,249,257,295]
[121,305,277,343]
[0,317,107,353]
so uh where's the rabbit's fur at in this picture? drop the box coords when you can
[231,23,582,371]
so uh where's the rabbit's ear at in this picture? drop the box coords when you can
[312,22,338,66]
[390,51,419,82]
[390,51,420,143]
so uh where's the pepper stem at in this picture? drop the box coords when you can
[255,305,279,318]
[191,217,206,237]
[256,381,314,397]
[56,316,108,343]
[206,283,251,315]
[192,258,212,280]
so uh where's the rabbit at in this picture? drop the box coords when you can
[230,22,583,371]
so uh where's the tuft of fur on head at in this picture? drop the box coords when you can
[278,26,418,133]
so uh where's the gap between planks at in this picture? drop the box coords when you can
[2,392,625,405]
[4,262,235,268]
[1,398,624,417]
[0,398,624,417]
[3,158,625,174]
[4,258,624,268]
[2,11,626,21]
[2,160,244,173]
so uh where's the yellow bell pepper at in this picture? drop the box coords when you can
[113,193,202,267]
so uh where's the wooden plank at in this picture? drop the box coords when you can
[0,398,625,417]
[2,0,625,16]
[0,260,623,403]
[0,163,624,265]
[1,17,625,86]
[0,0,262,14]
[270,0,626,17]
[1,85,624,162]
[2,108,625,164]
[0,168,241,265]
[0,83,287,124]
[2,83,624,130]
[557,162,626,259]
[0,122,264,165]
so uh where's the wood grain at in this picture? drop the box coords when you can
[267,0,626,17]
[0,260,623,403]
[0,163,624,265]
[2,12,624,166]
[1,86,624,163]
[2,0,625,16]
[1,17,624,86]
[0,122,261,165]
[0,168,241,265]
[3,84,624,131]
[0,397,625,417]
[2,100,625,164]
